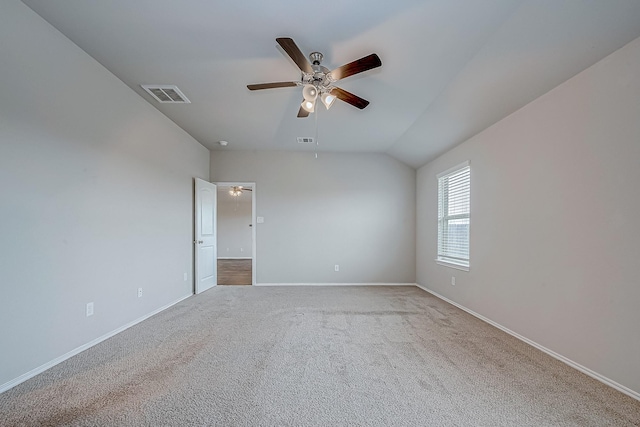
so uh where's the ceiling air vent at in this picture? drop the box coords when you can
[297,137,315,144]
[141,85,190,103]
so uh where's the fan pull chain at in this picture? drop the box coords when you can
[314,101,319,159]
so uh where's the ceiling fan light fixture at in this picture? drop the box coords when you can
[302,84,318,101]
[229,186,243,197]
[301,99,315,113]
[321,92,336,110]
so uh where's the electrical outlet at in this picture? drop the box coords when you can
[183,273,188,281]
[451,276,456,286]
[138,288,143,298]
[86,302,94,317]
[335,264,340,272]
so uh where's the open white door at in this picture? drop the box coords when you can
[194,178,217,294]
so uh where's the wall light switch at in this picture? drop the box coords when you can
[335,264,340,272]
[183,273,188,281]
[257,217,264,224]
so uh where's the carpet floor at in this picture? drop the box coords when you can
[1,286,639,426]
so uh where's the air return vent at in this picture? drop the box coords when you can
[141,85,190,103]
[297,137,315,144]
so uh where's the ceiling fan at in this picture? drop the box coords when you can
[247,37,382,118]
[229,186,252,197]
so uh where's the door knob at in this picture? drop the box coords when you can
[194,240,204,244]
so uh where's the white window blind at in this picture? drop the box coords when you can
[437,162,470,269]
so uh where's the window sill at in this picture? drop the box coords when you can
[435,259,470,272]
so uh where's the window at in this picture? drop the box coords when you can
[437,161,470,270]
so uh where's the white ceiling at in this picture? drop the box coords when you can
[22,0,640,168]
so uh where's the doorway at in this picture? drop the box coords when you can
[214,182,256,285]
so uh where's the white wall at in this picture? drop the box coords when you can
[417,36,640,395]
[210,151,416,284]
[217,191,252,258]
[0,1,209,389]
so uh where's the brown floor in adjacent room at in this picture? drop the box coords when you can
[218,259,252,285]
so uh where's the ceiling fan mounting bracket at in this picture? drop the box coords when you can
[309,52,323,65]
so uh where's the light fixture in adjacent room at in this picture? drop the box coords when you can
[229,187,242,197]
[229,186,252,197]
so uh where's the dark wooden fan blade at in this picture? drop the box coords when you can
[297,100,310,118]
[330,87,370,109]
[276,37,313,74]
[329,54,382,81]
[247,82,297,91]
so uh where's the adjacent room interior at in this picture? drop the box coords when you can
[1,0,640,424]
[216,183,254,286]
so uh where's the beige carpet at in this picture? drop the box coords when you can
[1,286,639,426]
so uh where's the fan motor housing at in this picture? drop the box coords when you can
[309,52,323,65]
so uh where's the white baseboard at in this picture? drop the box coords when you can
[0,293,192,394]
[415,283,640,402]
[217,257,252,260]
[255,283,417,287]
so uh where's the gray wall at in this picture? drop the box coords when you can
[417,36,640,395]
[0,1,209,388]
[217,191,253,258]
[211,151,416,284]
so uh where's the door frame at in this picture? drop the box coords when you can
[214,181,257,286]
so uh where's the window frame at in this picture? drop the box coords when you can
[436,161,471,271]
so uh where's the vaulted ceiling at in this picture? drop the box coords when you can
[22,0,640,168]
